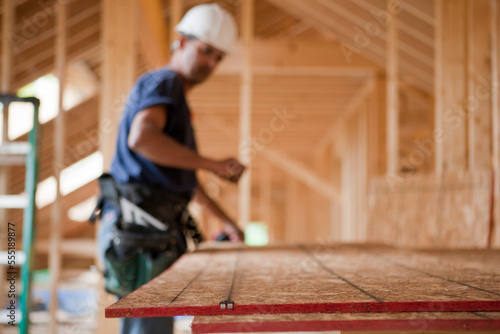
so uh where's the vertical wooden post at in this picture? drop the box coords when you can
[467,0,492,171]
[357,102,368,242]
[169,0,183,47]
[100,0,136,170]
[329,145,341,242]
[238,0,254,229]
[446,0,468,171]
[285,177,298,242]
[0,1,14,330]
[48,2,67,332]
[98,0,136,332]
[466,0,475,170]
[137,0,170,69]
[340,135,352,242]
[491,0,500,247]
[259,164,272,232]
[386,0,399,177]
[434,0,444,176]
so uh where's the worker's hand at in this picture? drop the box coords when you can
[212,158,246,183]
[224,223,245,242]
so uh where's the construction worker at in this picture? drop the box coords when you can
[92,4,245,333]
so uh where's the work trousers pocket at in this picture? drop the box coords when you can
[103,246,179,297]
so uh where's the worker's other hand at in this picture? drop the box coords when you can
[212,158,246,183]
[224,223,245,242]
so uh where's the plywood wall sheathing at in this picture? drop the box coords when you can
[367,170,493,248]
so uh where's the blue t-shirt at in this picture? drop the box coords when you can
[110,68,197,200]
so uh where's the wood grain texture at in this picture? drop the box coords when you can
[367,170,493,248]
[192,312,500,333]
[105,243,500,318]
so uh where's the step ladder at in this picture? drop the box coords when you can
[0,95,40,334]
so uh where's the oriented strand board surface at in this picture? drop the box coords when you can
[367,171,493,248]
[105,243,500,318]
[191,312,500,333]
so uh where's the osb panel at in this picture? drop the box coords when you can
[367,171,493,248]
[192,312,500,333]
[105,243,500,318]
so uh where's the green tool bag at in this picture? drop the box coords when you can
[103,245,179,297]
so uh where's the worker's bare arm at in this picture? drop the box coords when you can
[128,106,245,181]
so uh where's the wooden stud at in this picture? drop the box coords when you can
[491,0,500,247]
[443,0,468,171]
[314,76,375,156]
[137,0,169,69]
[1,0,13,93]
[357,101,368,241]
[238,0,254,229]
[260,148,340,202]
[258,162,272,230]
[0,0,14,326]
[48,1,67,332]
[465,0,492,171]
[284,177,299,242]
[403,1,435,27]
[169,0,183,47]
[467,0,475,170]
[340,132,352,241]
[329,144,341,242]
[386,0,399,177]
[434,0,444,176]
[98,0,137,332]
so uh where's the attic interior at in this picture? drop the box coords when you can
[0,0,499,333]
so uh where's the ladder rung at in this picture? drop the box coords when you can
[0,195,29,208]
[0,251,25,266]
[0,155,26,165]
[0,142,31,155]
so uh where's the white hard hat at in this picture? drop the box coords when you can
[175,3,237,54]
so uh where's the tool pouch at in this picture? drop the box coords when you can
[103,245,178,297]
[90,173,204,297]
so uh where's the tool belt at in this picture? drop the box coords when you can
[90,173,204,297]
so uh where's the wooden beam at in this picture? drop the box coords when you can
[238,0,254,228]
[386,0,399,176]
[259,148,340,203]
[0,0,14,326]
[36,239,96,258]
[100,0,136,170]
[1,0,13,93]
[258,163,272,225]
[137,0,169,69]
[314,76,376,156]
[434,0,443,176]
[194,114,340,203]
[444,0,467,171]
[403,1,435,26]
[48,1,67,332]
[349,0,434,48]
[312,0,434,67]
[467,0,493,170]
[491,0,500,248]
[169,0,183,46]
[357,101,368,241]
[265,0,433,93]
[284,177,299,242]
[98,0,136,332]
